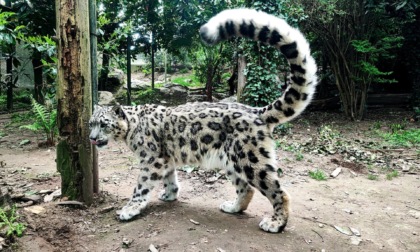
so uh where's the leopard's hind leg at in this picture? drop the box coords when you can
[159,169,179,202]
[252,167,290,233]
[220,171,255,213]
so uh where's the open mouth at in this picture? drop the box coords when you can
[90,139,108,148]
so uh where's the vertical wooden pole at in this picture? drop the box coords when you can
[237,55,246,102]
[151,30,155,89]
[89,0,99,194]
[5,0,13,111]
[56,0,95,204]
[127,35,132,105]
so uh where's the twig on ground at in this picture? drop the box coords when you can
[400,240,408,250]
[312,229,324,242]
[406,205,420,211]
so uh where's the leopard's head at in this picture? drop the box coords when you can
[89,105,129,148]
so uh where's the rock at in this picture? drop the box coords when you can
[24,205,45,215]
[130,80,150,91]
[189,219,200,225]
[122,238,132,247]
[330,167,342,178]
[98,91,117,106]
[99,206,114,214]
[19,139,31,146]
[149,244,159,252]
[350,227,361,236]
[105,69,125,93]
[350,236,362,246]
[16,201,34,208]
[44,189,61,203]
[401,165,410,172]
[38,189,53,194]
[22,194,42,203]
[220,96,237,103]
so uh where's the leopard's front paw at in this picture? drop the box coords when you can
[259,216,287,233]
[220,201,241,213]
[118,204,141,221]
[158,190,177,202]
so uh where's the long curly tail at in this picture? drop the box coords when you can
[200,8,317,127]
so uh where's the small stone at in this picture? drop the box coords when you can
[343,209,353,214]
[24,205,45,215]
[122,238,132,247]
[44,189,61,202]
[350,227,361,236]
[22,194,42,203]
[350,237,362,246]
[189,219,200,225]
[413,231,417,236]
[149,244,159,252]
[401,166,410,172]
[99,206,114,214]
[330,168,342,178]
[318,224,325,228]
[103,177,110,182]
[19,139,31,146]
[38,189,53,194]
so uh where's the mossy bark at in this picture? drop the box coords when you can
[56,0,97,205]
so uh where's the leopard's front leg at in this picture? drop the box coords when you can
[118,167,163,221]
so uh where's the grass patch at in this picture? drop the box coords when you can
[308,169,327,181]
[367,174,379,180]
[379,128,420,147]
[172,74,203,88]
[0,206,26,238]
[295,152,304,161]
[386,170,399,180]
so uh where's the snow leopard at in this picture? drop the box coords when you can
[89,8,317,233]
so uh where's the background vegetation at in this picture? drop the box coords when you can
[1,0,419,120]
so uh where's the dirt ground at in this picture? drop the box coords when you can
[0,108,419,252]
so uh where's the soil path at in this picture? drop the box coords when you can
[0,110,419,252]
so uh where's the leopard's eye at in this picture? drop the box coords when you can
[100,123,107,128]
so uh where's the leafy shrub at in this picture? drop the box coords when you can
[308,169,327,181]
[0,206,26,238]
[20,96,57,146]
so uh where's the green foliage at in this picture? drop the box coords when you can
[367,174,379,180]
[351,37,402,84]
[273,122,293,135]
[379,128,420,147]
[172,75,202,88]
[295,152,304,161]
[386,170,399,180]
[308,169,327,181]
[0,206,26,238]
[20,96,57,146]
[134,88,160,104]
[241,0,308,106]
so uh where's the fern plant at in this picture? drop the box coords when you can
[20,96,57,146]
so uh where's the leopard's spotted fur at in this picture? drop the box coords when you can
[89,8,317,233]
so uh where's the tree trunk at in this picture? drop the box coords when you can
[151,30,155,89]
[32,53,43,104]
[56,0,95,205]
[98,51,110,91]
[6,53,13,110]
[237,55,246,103]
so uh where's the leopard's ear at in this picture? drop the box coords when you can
[112,105,127,120]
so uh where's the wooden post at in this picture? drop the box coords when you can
[237,55,246,102]
[127,35,132,105]
[151,30,155,89]
[5,0,13,111]
[56,0,95,204]
[89,0,99,194]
